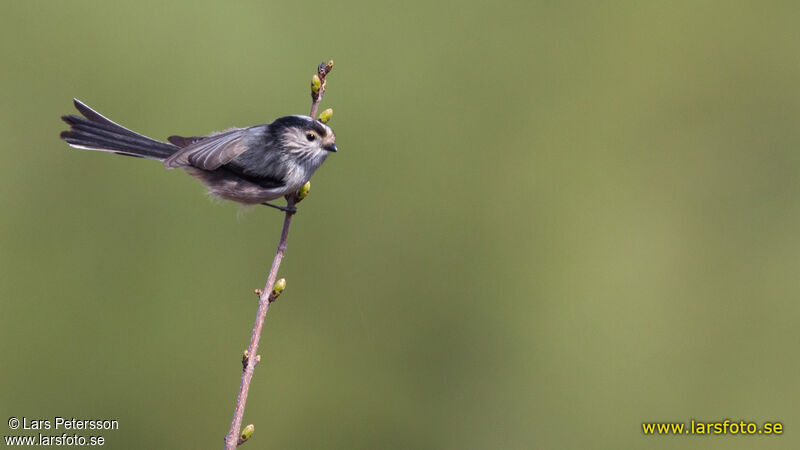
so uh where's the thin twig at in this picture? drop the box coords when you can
[309,60,334,119]
[223,60,333,449]
[223,197,296,449]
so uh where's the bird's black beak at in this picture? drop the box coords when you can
[324,143,338,152]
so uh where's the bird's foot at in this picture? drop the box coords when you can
[261,201,297,214]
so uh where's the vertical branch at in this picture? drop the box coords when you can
[224,60,333,449]
[224,196,295,450]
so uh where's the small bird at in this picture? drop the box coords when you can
[60,99,337,212]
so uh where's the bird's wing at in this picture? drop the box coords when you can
[167,135,204,147]
[163,128,252,170]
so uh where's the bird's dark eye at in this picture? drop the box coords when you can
[306,132,317,142]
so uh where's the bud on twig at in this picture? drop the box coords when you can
[237,424,254,445]
[271,278,286,300]
[317,108,333,124]
[320,60,334,76]
[311,74,322,96]
[296,181,311,201]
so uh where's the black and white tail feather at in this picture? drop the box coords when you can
[61,99,179,160]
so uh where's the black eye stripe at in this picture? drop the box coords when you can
[310,122,327,136]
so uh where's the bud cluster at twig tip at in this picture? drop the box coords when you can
[309,59,334,119]
[310,60,332,98]
[237,424,254,446]
[320,60,334,76]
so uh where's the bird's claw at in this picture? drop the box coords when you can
[261,202,297,214]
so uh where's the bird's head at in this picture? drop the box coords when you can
[270,115,337,156]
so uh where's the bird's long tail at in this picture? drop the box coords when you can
[60,99,178,161]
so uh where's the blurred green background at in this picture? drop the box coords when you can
[1,1,799,449]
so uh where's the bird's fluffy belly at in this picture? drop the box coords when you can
[183,167,292,204]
